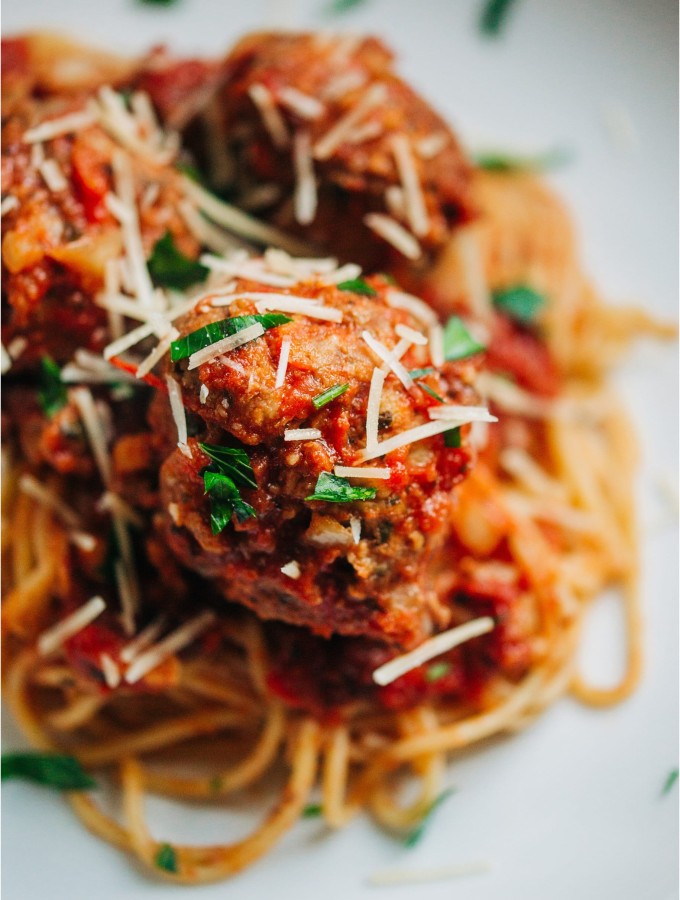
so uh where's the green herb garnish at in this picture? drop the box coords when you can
[403,788,456,848]
[443,316,485,361]
[480,0,519,36]
[312,383,350,409]
[409,367,435,379]
[302,803,323,818]
[37,356,67,418]
[154,843,178,873]
[417,382,445,403]
[176,162,205,184]
[493,285,546,324]
[139,0,178,6]
[337,278,377,297]
[148,231,209,291]
[199,443,257,534]
[199,443,257,489]
[425,661,451,683]
[170,314,291,362]
[662,768,679,796]
[1,752,96,790]
[306,472,377,503]
[444,427,462,449]
[327,0,368,14]
[474,147,571,173]
[204,471,256,534]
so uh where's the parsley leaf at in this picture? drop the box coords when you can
[1,752,96,790]
[403,788,456,847]
[425,661,451,683]
[204,470,256,534]
[493,286,545,324]
[444,427,461,448]
[327,0,368,14]
[37,356,67,418]
[154,843,178,873]
[170,314,291,362]
[302,803,323,818]
[199,443,257,489]
[417,382,445,403]
[474,147,571,173]
[409,367,435,379]
[337,278,377,297]
[662,768,679,796]
[443,316,485,361]
[306,472,377,503]
[480,0,519,36]
[148,232,209,290]
[312,383,349,409]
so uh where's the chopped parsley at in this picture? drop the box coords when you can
[425,661,451,683]
[337,277,377,297]
[200,443,257,535]
[37,356,67,418]
[154,843,178,873]
[1,752,96,790]
[662,768,679,796]
[148,232,209,291]
[199,443,257,489]
[474,147,571,173]
[306,472,377,503]
[327,0,368,14]
[480,0,519,36]
[409,367,436,379]
[302,803,324,818]
[312,383,350,409]
[170,314,291,362]
[403,788,456,847]
[417,382,445,403]
[493,285,546,324]
[444,427,462,448]
[443,316,485,361]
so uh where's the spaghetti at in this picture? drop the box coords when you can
[1,30,675,886]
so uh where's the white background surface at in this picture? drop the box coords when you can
[2,1,678,898]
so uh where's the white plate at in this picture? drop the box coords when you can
[2,1,678,898]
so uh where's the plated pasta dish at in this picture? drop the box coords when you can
[1,29,673,885]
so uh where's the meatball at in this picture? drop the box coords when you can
[155,270,486,647]
[216,32,473,269]
[1,94,198,369]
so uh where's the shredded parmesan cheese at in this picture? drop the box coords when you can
[320,70,367,101]
[453,226,492,320]
[100,653,121,689]
[97,491,145,529]
[124,610,216,684]
[248,83,290,148]
[279,86,325,120]
[22,109,97,144]
[275,338,291,388]
[386,289,438,326]
[186,322,265,370]
[349,515,362,544]
[165,375,188,447]
[367,861,491,887]
[334,466,390,480]
[428,405,497,423]
[372,617,495,685]
[358,416,481,462]
[38,596,106,657]
[313,83,387,160]
[38,158,68,192]
[293,130,318,225]
[0,344,10,374]
[199,384,209,404]
[19,474,81,529]
[390,134,429,237]
[119,617,167,664]
[1,195,19,217]
[415,131,449,159]
[284,428,323,441]
[361,331,414,390]
[255,296,343,323]
[365,367,386,451]
[135,328,178,378]
[71,387,112,484]
[364,213,422,260]
[429,323,444,367]
[280,560,301,579]
[7,336,27,359]
[395,323,427,345]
